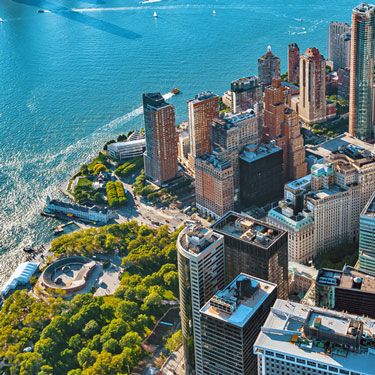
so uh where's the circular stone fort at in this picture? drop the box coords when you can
[41,256,96,293]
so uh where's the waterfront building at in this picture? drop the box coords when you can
[263,77,307,180]
[187,92,219,174]
[194,152,234,218]
[288,43,300,84]
[299,48,327,124]
[254,299,375,375]
[337,67,351,100]
[212,109,260,194]
[359,192,375,275]
[258,46,281,87]
[143,92,178,185]
[200,274,277,374]
[315,265,375,318]
[107,138,146,161]
[230,76,262,113]
[349,3,375,140]
[239,142,284,209]
[328,22,351,70]
[177,224,225,375]
[212,212,289,299]
[45,196,111,224]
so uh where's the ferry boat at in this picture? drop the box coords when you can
[38,9,51,13]
[171,88,181,95]
[140,0,161,4]
[153,11,158,18]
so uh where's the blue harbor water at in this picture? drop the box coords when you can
[0,0,356,284]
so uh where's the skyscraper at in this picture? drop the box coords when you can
[195,153,234,218]
[187,92,219,174]
[288,43,300,84]
[359,192,375,275]
[258,46,281,87]
[299,48,327,124]
[177,224,225,375]
[328,21,351,70]
[230,76,262,113]
[263,78,307,180]
[200,274,277,374]
[143,93,178,185]
[212,212,289,299]
[349,3,375,140]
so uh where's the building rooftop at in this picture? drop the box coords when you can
[196,153,232,171]
[47,197,109,215]
[306,185,347,201]
[286,175,311,193]
[213,212,285,249]
[200,273,276,328]
[143,92,170,109]
[212,109,256,131]
[289,262,318,280]
[190,91,217,104]
[178,224,222,255]
[353,3,375,15]
[306,133,375,160]
[317,266,375,294]
[362,192,375,218]
[240,142,282,163]
[231,76,259,91]
[254,299,375,374]
[107,138,146,150]
[268,206,313,231]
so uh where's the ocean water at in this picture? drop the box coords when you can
[0,0,356,285]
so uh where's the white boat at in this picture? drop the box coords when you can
[212,9,216,16]
[140,0,161,4]
[0,18,4,22]
[153,11,158,18]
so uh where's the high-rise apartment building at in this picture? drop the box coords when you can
[328,22,351,70]
[299,48,327,124]
[177,224,225,375]
[359,192,375,275]
[230,76,262,113]
[200,274,277,375]
[194,153,234,218]
[187,92,219,174]
[337,67,351,100]
[212,109,260,193]
[239,142,284,209]
[258,46,281,87]
[288,43,300,84]
[254,299,375,375]
[349,3,375,140]
[270,135,375,263]
[212,212,289,299]
[143,93,178,185]
[263,78,307,180]
[315,265,375,318]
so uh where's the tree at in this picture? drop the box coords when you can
[83,320,100,338]
[77,348,97,369]
[165,330,182,352]
[102,338,121,354]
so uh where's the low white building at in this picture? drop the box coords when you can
[107,138,146,161]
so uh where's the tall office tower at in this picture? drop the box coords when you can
[263,78,307,180]
[284,108,308,180]
[239,143,284,209]
[337,67,351,100]
[258,46,281,87]
[288,43,300,84]
[143,93,178,185]
[200,274,277,375]
[359,192,375,275]
[299,48,327,124]
[212,109,260,194]
[315,266,375,318]
[328,22,351,70]
[212,212,288,299]
[194,153,234,218]
[270,135,375,263]
[187,92,219,174]
[254,299,375,375]
[177,224,225,375]
[230,76,262,113]
[349,3,375,140]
